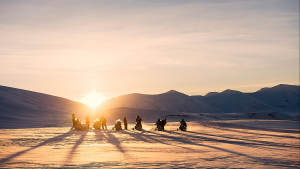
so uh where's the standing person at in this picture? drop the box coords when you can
[123,116,128,130]
[161,118,167,131]
[101,116,107,130]
[86,114,90,129]
[72,113,76,128]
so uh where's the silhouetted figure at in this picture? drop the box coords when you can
[156,118,167,131]
[72,113,84,130]
[93,118,101,130]
[179,119,187,131]
[101,116,107,130]
[86,115,90,129]
[135,115,142,131]
[114,119,122,131]
[72,113,76,128]
[74,118,83,130]
[161,118,167,131]
[123,116,128,130]
[156,118,163,131]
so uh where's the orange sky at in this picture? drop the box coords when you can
[0,0,299,102]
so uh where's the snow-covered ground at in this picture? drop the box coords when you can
[0,120,299,168]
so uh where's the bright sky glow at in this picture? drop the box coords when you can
[81,91,106,110]
[0,0,298,100]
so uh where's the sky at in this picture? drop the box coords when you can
[0,0,299,102]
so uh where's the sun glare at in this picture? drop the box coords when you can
[81,91,105,110]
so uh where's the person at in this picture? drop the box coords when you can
[86,114,90,129]
[156,118,162,131]
[114,119,122,131]
[74,118,82,130]
[179,119,187,131]
[72,113,76,128]
[72,113,83,130]
[135,115,142,131]
[123,116,128,130]
[93,118,101,130]
[161,118,167,131]
[101,116,107,130]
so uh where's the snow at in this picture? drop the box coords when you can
[0,120,299,168]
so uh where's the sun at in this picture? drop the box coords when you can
[81,91,105,110]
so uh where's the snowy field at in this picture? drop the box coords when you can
[0,120,299,168]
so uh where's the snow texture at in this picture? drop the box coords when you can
[0,121,299,168]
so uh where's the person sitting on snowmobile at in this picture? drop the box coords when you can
[156,118,162,131]
[93,118,101,130]
[179,119,187,131]
[135,115,142,131]
[74,118,82,130]
[114,119,122,131]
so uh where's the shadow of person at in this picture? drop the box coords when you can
[0,129,73,164]
[120,130,151,143]
[184,130,299,149]
[94,130,105,143]
[199,121,300,139]
[144,130,300,168]
[62,131,87,165]
[103,131,127,154]
[205,121,300,134]
[165,130,290,149]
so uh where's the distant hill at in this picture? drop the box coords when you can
[251,84,300,112]
[0,84,299,128]
[99,84,300,120]
[100,90,217,113]
[200,89,273,113]
[0,85,89,128]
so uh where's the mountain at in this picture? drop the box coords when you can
[251,84,300,112]
[0,85,89,128]
[0,84,299,128]
[99,84,300,120]
[201,89,273,113]
[99,90,217,113]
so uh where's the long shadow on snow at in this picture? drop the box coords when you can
[120,130,152,143]
[163,130,271,148]
[103,130,127,154]
[62,131,87,165]
[199,121,300,139]
[144,130,300,168]
[121,130,201,152]
[0,129,74,164]
[182,130,300,149]
[207,121,300,134]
